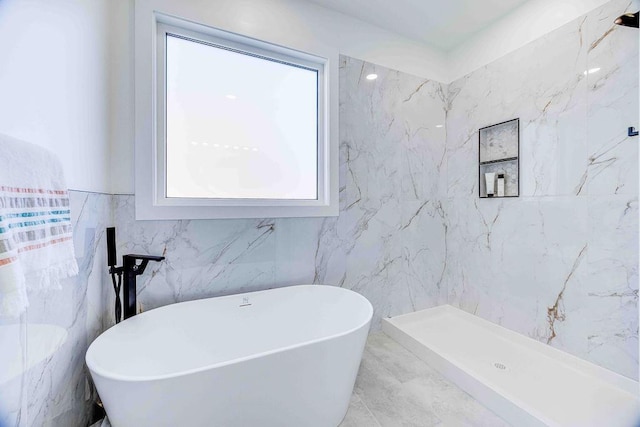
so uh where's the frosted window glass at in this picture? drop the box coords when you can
[165,35,319,200]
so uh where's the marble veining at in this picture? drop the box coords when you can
[2,2,637,425]
[109,0,638,396]
[110,1,639,385]
[445,0,638,379]
[111,56,449,330]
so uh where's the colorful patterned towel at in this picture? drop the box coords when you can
[0,134,78,318]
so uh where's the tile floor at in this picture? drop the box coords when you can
[340,333,510,427]
[95,333,508,427]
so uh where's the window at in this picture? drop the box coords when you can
[165,32,319,200]
[134,11,338,219]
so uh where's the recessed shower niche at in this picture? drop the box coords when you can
[479,118,519,198]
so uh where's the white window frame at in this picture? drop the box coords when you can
[134,9,339,220]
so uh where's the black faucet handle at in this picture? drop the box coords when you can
[123,254,165,276]
[125,254,165,262]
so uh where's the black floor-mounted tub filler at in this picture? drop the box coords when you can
[106,227,165,322]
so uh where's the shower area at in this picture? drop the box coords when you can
[379,1,640,424]
[442,0,639,378]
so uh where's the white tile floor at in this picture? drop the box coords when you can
[96,333,508,427]
[341,333,510,427]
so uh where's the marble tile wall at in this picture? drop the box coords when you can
[1,56,448,427]
[445,0,639,379]
[110,56,449,330]
[0,191,113,427]
[2,2,637,424]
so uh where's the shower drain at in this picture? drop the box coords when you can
[493,362,507,370]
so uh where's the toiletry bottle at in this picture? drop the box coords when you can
[485,172,496,197]
[497,174,505,197]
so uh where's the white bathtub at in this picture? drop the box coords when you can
[86,285,372,427]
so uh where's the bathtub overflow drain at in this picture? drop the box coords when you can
[493,362,507,370]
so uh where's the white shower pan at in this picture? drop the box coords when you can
[383,305,640,427]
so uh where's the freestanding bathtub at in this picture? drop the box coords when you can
[86,285,373,427]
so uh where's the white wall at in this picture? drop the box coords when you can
[0,0,112,193]
[109,0,136,195]
[447,0,613,81]
[110,0,449,194]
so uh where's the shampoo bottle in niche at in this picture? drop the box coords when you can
[485,172,496,197]
[497,173,505,197]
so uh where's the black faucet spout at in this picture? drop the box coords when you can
[123,254,165,320]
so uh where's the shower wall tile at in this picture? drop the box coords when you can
[585,0,640,196]
[446,196,590,332]
[444,0,639,379]
[110,56,448,329]
[582,195,639,375]
[446,14,589,199]
[397,200,448,312]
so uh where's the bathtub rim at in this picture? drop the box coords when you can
[86,284,373,383]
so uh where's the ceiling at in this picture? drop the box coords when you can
[305,0,530,51]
